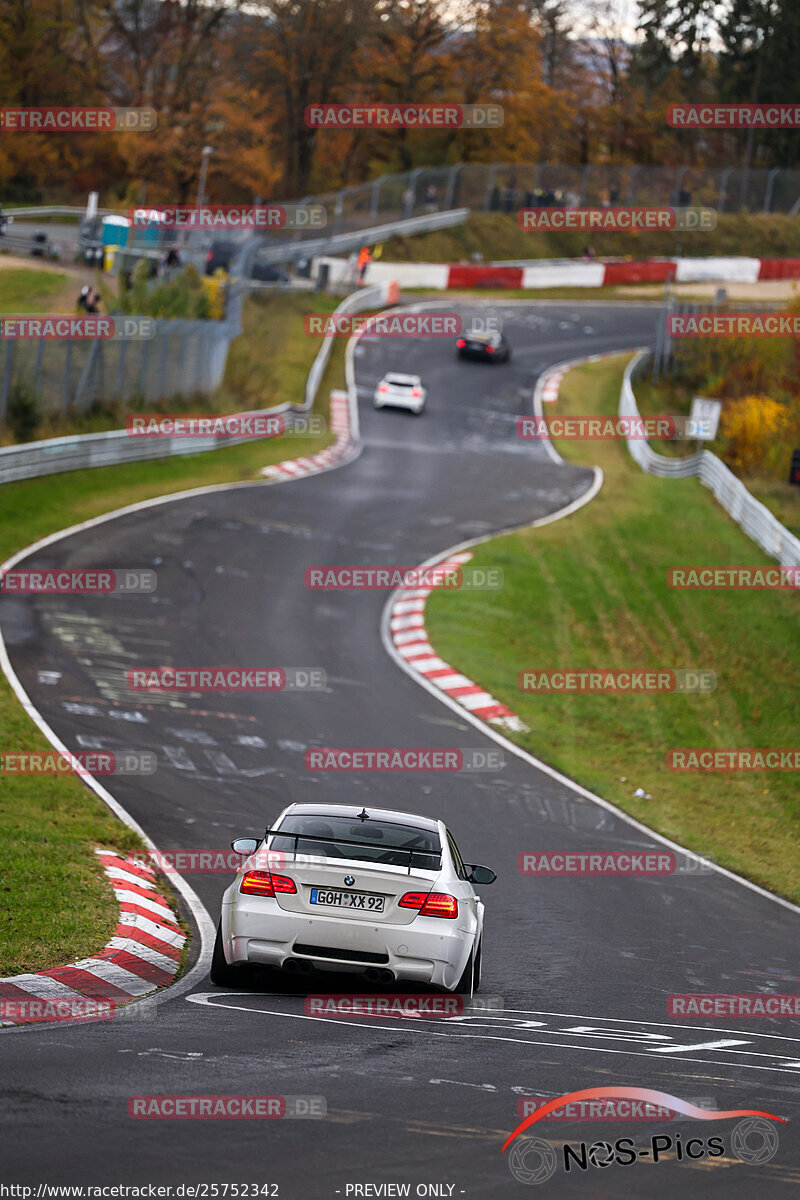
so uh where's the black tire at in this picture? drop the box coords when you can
[210,922,246,987]
[454,937,481,995]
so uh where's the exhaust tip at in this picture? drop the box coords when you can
[379,968,395,984]
[364,967,381,982]
[284,958,300,973]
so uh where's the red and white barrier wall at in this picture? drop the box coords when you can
[318,256,800,290]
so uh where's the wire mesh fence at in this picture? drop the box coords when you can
[651,295,786,382]
[0,287,244,427]
[292,162,800,243]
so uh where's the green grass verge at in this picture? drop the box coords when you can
[425,353,800,903]
[0,266,68,312]
[384,211,800,264]
[0,292,347,974]
[401,285,663,302]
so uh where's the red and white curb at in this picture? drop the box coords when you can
[0,849,184,1026]
[388,552,528,734]
[260,391,353,481]
[540,368,566,403]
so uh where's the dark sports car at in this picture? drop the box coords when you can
[456,329,511,362]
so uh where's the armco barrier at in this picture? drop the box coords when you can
[758,258,800,280]
[321,255,800,291]
[602,261,676,286]
[620,351,800,569]
[0,281,397,485]
[447,264,523,289]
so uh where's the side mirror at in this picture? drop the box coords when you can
[467,864,496,885]
[231,837,259,854]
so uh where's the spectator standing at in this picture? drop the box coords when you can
[402,185,415,219]
[357,245,372,284]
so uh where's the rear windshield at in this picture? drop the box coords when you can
[270,814,441,869]
[387,378,415,387]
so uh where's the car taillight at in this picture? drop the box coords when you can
[206,251,213,261]
[399,891,458,919]
[240,871,297,897]
[486,345,494,353]
[456,338,466,348]
[378,384,389,393]
[411,388,422,398]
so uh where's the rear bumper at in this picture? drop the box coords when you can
[222,895,472,990]
[373,396,425,413]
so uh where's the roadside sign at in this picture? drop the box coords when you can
[688,396,722,441]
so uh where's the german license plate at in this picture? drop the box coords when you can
[310,888,385,912]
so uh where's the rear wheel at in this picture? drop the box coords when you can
[454,936,481,996]
[210,922,247,987]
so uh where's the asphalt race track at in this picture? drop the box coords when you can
[2,301,799,1197]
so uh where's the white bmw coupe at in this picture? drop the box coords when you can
[211,803,495,993]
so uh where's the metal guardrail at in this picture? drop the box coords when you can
[303,282,396,410]
[0,231,58,258]
[4,206,118,220]
[256,208,470,265]
[620,350,800,569]
[0,281,395,485]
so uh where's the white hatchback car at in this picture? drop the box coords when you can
[373,372,427,414]
[212,803,495,993]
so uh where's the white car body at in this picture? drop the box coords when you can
[373,372,427,414]
[216,803,493,992]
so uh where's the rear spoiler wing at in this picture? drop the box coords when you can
[262,825,442,875]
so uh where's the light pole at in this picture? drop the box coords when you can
[196,145,213,207]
